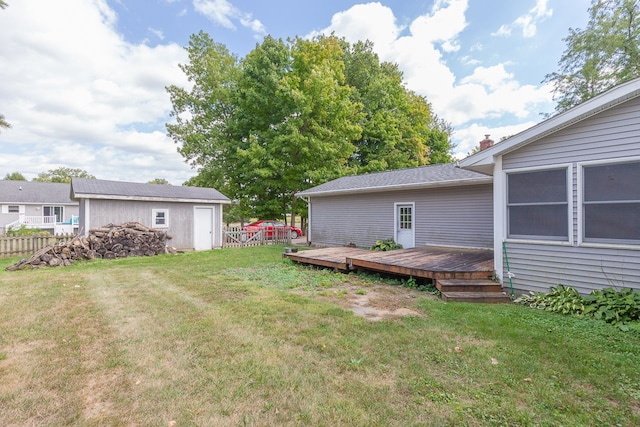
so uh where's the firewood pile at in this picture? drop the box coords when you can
[5,222,175,271]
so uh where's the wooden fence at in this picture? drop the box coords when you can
[223,227,292,248]
[0,234,75,257]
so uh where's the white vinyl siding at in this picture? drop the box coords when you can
[501,96,640,294]
[308,184,493,249]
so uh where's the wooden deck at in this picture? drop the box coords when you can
[284,246,494,280]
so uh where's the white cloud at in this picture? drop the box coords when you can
[453,122,538,159]
[313,0,554,158]
[193,0,266,36]
[492,0,553,38]
[149,27,165,40]
[0,0,194,184]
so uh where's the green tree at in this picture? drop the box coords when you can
[341,40,451,172]
[0,1,7,9]
[0,114,9,132]
[233,35,362,223]
[167,32,448,223]
[166,31,239,194]
[33,167,95,183]
[544,0,640,113]
[147,178,170,185]
[3,172,25,180]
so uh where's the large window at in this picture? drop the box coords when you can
[583,160,640,244]
[507,168,569,240]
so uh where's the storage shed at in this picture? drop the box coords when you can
[71,178,230,250]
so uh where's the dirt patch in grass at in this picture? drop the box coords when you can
[307,282,427,321]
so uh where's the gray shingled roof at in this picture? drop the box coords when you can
[71,178,230,203]
[0,181,76,204]
[297,163,492,197]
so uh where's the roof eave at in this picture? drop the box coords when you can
[72,193,231,204]
[297,177,492,197]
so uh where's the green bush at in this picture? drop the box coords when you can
[515,285,640,329]
[370,238,402,251]
[583,287,640,325]
[5,225,50,237]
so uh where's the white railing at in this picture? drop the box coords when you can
[21,215,57,225]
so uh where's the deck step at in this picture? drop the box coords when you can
[436,279,502,293]
[441,291,512,303]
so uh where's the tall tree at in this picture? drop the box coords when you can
[33,167,95,183]
[544,0,640,113]
[166,31,239,196]
[167,32,449,222]
[233,35,362,222]
[3,172,25,180]
[341,40,451,172]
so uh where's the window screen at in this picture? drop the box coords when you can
[507,168,568,240]
[8,205,19,213]
[583,161,640,243]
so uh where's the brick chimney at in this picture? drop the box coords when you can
[479,134,494,151]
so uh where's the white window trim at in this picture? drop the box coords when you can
[577,156,640,250]
[503,163,573,246]
[2,204,25,214]
[152,209,169,228]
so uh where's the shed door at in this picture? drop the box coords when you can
[194,207,213,250]
[395,203,415,249]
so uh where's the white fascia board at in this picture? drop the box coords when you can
[296,177,492,197]
[73,193,232,204]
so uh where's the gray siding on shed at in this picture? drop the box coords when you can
[85,199,220,249]
[309,184,493,249]
[501,96,640,293]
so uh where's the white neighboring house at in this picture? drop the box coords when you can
[0,181,79,235]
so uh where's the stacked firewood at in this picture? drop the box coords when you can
[5,222,175,271]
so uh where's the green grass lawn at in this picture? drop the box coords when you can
[0,246,638,426]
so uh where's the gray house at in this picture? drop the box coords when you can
[297,163,493,249]
[0,181,79,234]
[71,178,231,250]
[460,77,640,294]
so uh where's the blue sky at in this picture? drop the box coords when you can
[0,0,591,184]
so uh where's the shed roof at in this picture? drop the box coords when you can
[460,77,640,175]
[297,163,491,197]
[71,178,231,204]
[0,181,76,204]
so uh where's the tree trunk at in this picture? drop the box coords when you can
[290,193,297,228]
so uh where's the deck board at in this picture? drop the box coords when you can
[285,246,494,280]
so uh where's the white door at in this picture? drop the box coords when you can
[395,203,415,248]
[194,207,213,250]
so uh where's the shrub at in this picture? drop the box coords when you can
[583,287,640,325]
[5,225,50,237]
[370,238,402,251]
[515,285,640,329]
